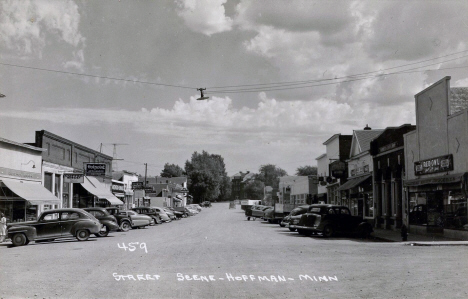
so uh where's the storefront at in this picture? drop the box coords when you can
[337,174,372,217]
[73,176,123,208]
[404,77,468,239]
[0,137,60,222]
[370,124,416,229]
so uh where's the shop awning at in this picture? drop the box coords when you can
[1,178,60,205]
[336,174,372,192]
[143,196,150,200]
[81,176,124,205]
[404,173,466,187]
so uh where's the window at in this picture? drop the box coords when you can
[44,173,53,192]
[42,212,60,221]
[55,174,61,198]
[61,212,80,220]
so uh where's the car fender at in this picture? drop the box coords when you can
[99,219,120,231]
[357,222,373,232]
[7,225,36,240]
[71,220,100,235]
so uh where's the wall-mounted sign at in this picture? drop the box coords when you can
[414,154,453,175]
[351,165,369,177]
[111,183,125,193]
[379,142,398,153]
[131,181,144,190]
[330,161,347,179]
[64,173,84,183]
[84,163,106,176]
[144,187,154,193]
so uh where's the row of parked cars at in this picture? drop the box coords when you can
[245,204,374,238]
[7,204,204,246]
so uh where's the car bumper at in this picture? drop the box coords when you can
[293,225,320,233]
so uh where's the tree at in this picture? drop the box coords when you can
[185,151,230,203]
[243,179,265,201]
[160,163,185,177]
[256,164,287,189]
[295,165,317,176]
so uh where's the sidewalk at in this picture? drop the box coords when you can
[371,228,468,246]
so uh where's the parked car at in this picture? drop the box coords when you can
[263,207,276,223]
[166,207,185,219]
[105,207,133,232]
[83,207,120,237]
[184,207,196,216]
[131,207,162,225]
[150,207,172,222]
[290,204,373,238]
[162,208,178,220]
[250,205,271,220]
[282,205,310,231]
[7,208,102,246]
[186,206,199,215]
[202,201,212,208]
[116,210,152,228]
[189,204,203,212]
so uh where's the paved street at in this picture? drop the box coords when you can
[1,203,468,299]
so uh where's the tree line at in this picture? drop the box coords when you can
[160,151,317,203]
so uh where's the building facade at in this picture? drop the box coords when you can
[0,137,60,222]
[370,124,416,229]
[404,77,468,239]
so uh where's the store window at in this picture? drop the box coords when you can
[54,174,61,198]
[409,192,427,225]
[364,194,374,217]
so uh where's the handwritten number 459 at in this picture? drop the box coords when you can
[118,242,148,253]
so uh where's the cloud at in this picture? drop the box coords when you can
[0,0,84,57]
[454,77,468,87]
[176,0,233,36]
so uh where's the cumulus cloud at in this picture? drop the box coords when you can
[0,0,84,59]
[176,0,233,36]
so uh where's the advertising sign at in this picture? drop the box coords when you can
[414,154,453,175]
[84,163,106,176]
[63,173,84,183]
[132,181,144,190]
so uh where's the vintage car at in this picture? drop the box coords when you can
[290,204,373,238]
[83,207,120,237]
[105,207,133,231]
[7,208,102,246]
[166,207,185,219]
[247,205,270,220]
[189,204,203,212]
[162,208,178,220]
[151,207,172,222]
[281,205,310,230]
[263,207,276,223]
[131,207,162,224]
[201,201,212,208]
[115,210,152,229]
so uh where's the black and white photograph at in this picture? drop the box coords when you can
[1,0,468,298]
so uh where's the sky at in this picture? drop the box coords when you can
[0,0,467,177]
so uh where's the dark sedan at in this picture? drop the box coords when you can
[83,207,120,237]
[7,208,102,246]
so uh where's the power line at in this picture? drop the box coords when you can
[207,49,468,90]
[0,62,197,90]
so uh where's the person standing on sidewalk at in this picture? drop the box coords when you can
[0,212,7,242]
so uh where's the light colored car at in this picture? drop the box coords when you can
[117,210,152,228]
[186,206,199,214]
[151,207,172,222]
[189,204,202,212]
[163,208,177,220]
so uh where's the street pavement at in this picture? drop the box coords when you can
[1,203,468,299]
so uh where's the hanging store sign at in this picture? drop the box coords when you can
[84,163,106,176]
[414,154,453,175]
[64,173,84,183]
[131,181,144,190]
[111,183,125,193]
[379,142,398,153]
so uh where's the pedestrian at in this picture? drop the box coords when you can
[0,212,7,243]
[400,224,408,242]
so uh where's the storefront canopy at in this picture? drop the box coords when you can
[336,174,372,192]
[404,173,467,187]
[80,176,124,205]
[1,178,60,205]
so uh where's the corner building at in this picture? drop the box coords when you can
[404,77,468,239]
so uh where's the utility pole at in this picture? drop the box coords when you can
[144,163,148,187]
[101,143,128,171]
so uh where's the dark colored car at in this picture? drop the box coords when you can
[132,207,162,224]
[281,205,310,231]
[105,207,133,232]
[291,204,373,238]
[7,208,102,246]
[83,207,120,237]
[166,207,185,219]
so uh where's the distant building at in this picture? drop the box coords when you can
[231,171,255,200]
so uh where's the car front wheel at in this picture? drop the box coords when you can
[120,221,131,232]
[12,233,28,246]
[322,225,334,238]
[76,229,90,241]
[288,227,296,232]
